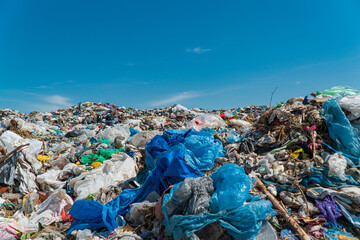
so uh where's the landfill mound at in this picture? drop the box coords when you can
[1,86,360,240]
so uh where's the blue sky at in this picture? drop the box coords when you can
[1,0,360,112]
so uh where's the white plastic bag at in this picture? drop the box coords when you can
[95,126,130,143]
[327,153,347,180]
[37,169,65,191]
[128,131,161,148]
[337,95,360,121]
[29,189,73,226]
[69,153,137,200]
[0,130,44,155]
[187,114,226,131]
[171,104,189,112]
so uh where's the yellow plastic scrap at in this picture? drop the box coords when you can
[36,155,51,162]
[338,235,358,240]
[119,224,134,233]
[291,149,302,159]
[23,192,31,203]
[91,162,102,168]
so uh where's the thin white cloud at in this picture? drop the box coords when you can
[151,91,202,107]
[44,95,72,107]
[34,85,48,89]
[0,91,74,112]
[290,55,360,72]
[295,81,301,85]
[31,104,64,112]
[186,47,212,54]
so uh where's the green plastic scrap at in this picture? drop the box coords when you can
[87,194,95,200]
[98,138,111,145]
[321,86,360,96]
[52,128,61,133]
[80,148,125,164]
[270,139,298,155]
[20,232,33,239]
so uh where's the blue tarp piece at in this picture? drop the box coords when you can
[129,127,140,137]
[336,201,360,228]
[145,129,224,171]
[210,163,252,212]
[322,98,360,164]
[261,179,299,193]
[302,96,310,104]
[226,135,241,143]
[162,164,275,240]
[302,167,360,188]
[323,228,357,240]
[201,128,217,135]
[280,229,300,240]
[69,147,204,233]
[305,187,360,228]
[68,129,223,234]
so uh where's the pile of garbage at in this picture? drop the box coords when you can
[1,86,360,240]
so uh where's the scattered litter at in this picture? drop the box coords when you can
[0,88,360,239]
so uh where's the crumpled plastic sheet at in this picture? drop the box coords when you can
[210,163,253,212]
[187,114,226,131]
[69,154,137,200]
[165,176,213,217]
[145,129,224,171]
[336,202,360,228]
[162,164,276,240]
[280,228,300,240]
[0,221,34,240]
[68,138,205,233]
[0,130,43,154]
[337,95,360,120]
[128,131,161,148]
[322,98,360,164]
[80,148,125,164]
[226,135,242,143]
[323,228,357,240]
[321,86,360,96]
[0,151,38,195]
[95,126,130,143]
[29,189,73,226]
[0,152,17,185]
[306,187,360,228]
[302,167,360,188]
[37,169,65,191]
[0,211,38,240]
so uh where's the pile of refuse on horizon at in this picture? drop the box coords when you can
[1,86,360,240]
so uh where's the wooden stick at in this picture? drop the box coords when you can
[256,177,311,240]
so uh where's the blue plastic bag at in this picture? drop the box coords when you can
[210,163,253,212]
[322,98,360,164]
[145,129,224,171]
[302,167,360,188]
[69,147,204,233]
[162,164,275,240]
[226,135,241,143]
[69,129,224,233]
[129,127,140,137]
